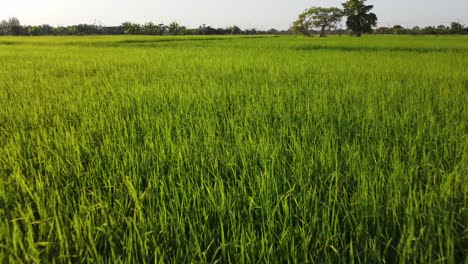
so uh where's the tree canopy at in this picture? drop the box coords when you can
[342,0,377,36]
[293,7,343,37]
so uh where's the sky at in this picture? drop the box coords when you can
[1,0,467,29]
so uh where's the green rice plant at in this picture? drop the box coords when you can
[0,35,467,263]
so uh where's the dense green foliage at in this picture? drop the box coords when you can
[0,18,279,36]
[342,0,377,36]
[0,35,467,263]
[376,22,468,35]
[292,7,343,37]
[2,16,467,37]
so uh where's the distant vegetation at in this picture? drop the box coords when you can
[1,0,466,37]
[375,22,468,35]
[1,17,465,37]
[292,0,466,37]
[0,18,290,36]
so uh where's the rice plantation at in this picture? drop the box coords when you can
[0,35,467,263]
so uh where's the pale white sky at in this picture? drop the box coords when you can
[1,0,467,29]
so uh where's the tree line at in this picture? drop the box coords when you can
[1,0,467,37]
[0,18,290,36]
[293,22,468,37]
[375,23,467,35]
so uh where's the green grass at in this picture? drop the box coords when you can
[0,35,467,263]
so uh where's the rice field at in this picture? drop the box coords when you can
[0,35,467,263]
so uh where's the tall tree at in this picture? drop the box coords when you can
[342,0,377,36]
[0,20,8,35]
[168,22,186,35]
[142,22,164,35]
[228,25,242,35]
[7,17,22,35]
[436,25,449,34]
[392,25,406,35]
[122,22,142,35]
[450,22,464,34]
[293,7,343,37]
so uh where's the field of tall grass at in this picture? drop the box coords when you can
[0,35,467,263]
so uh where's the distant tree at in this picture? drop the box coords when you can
[228,25,242,35]
[52,26,67,35]
[267,28,279,35]
[100,26,125,35]
[342,0,377,36]
[7,17,22,35]
[216,28,228,35]
[168,22,186,35]
[122,22,142,34]
[67,26,78,35]
[75,24,87,35]
[158,24,167,35]
[293,7,343,37]
[292,21,309,36]
[207,26,221,35]
[450,22,464,34]
[198,26,215,35]
[392,25,407,35]
[142,22,164,35]
[245,28,257,35]
[74,24,101,35]
[422,26,437,35]
[199,24,206,35]
[410,26,421,35]
[179,26,187,35]
[436,25,449,34]
[39,24,53,35]
[374,27,392,34]
[122,22,131,34]
[26,26,41,36]
[0,20,9,35]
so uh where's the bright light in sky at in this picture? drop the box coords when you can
[1,0,467,29]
